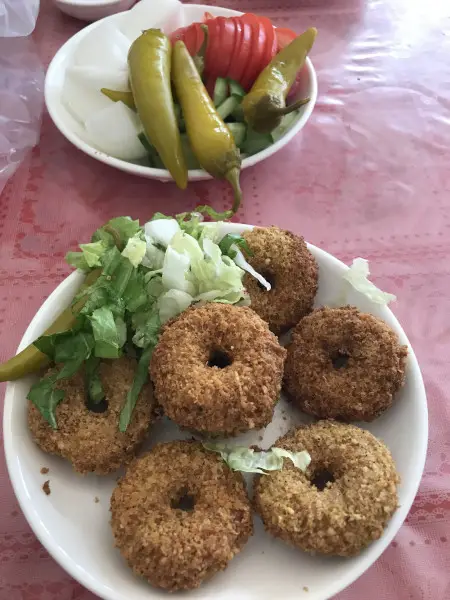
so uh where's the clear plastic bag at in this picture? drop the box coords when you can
[0,1,43,196]
[0,0,40,37]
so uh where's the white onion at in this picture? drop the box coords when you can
[73,22,130,72]
[84,102,146,161]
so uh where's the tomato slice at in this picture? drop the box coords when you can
[231,19,252,88]
[219,17,237,78]
[170,23,203,56]
[275,27,296,50]
[240,13,266,91]
[258,16,277,68]
[204,17,223,77]
[227,17,244,82]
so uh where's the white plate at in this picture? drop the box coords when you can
[44,1,318,183]
[3,223,428,600]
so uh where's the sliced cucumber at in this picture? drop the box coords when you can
[242,128,273,156]
[213,77,229,107]
[227,122,247,148]
[217,96,240,120]
[231,103,245,122]
[180,134,201,170]
[271,109,300,143]
[137,131,152,154]
[228,79,245,98]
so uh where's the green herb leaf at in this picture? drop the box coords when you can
[89,306,122,359]
[85,355,105,405]
[132,308,160,349]
[219,233,253,259]
[91,217,141,248]
[27,374,65,430]
[150,212,173,221]
[55,331,95,380]
[119,344,154,432]
[65,252,89,271]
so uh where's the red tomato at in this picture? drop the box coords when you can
[205,17,237,80]
[240,13,266,90]
[227,17,244,83]
[261,16,278,66]
[205,17,224,77]
[170,23,204,56]
[275,27,296,50]
[219,17,237,78]
[231,19,253,88]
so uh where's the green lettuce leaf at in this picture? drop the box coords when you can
[89,306,123,358]
[132,307,161,349]
[119,343,155,432]
[122,235,147,267]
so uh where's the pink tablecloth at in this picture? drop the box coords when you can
[1,0,449,598]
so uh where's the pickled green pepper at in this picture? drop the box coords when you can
[0,269,101,382]
[242,28,317,134]
[171,40,242,218]
[128,30,187,189]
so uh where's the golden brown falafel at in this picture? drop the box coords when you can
[284,306,408,421]
[242,226,318,334]
[150,303,286,436]
[110,440,253,591]
[254,421,400,556]
[28,357,157,475]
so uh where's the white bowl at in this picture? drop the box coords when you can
[3,223,427,600]
[54,0,136,22]
[45,2,318,183]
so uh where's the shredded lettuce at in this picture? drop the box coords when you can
[203,443,311,474]
[145,218,180,248]
[162,246,196,295]
[122,235,147,267]
[344,258,396,305]
[157,289,193,324]
[232,246,271,291]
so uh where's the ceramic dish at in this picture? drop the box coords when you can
[4,222,427,600]
[45,1,318,183]
[53,0,136,22]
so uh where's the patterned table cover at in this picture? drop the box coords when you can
[1,0,449,598]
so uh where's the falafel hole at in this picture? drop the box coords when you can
[85,397,109,413]
[257,271,276,291]
[207,348,232,369]
[330,350,350,370]
[310,468,336,491]
[170,486,196,512]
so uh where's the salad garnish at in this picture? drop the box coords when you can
[203,442,311,474]
[26,213,266,431]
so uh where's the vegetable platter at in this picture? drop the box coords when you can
[45,0,318,210]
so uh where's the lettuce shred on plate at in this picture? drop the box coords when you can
[203,442,311,474]
[343,258,396,305]
[28,213,266,432]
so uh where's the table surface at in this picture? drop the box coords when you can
[1,0,450,598]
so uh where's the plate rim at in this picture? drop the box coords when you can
[3,225,428,600]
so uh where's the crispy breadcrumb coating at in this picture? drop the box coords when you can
[284,306,408,421]
[150,303,286,435]
[110,440,253,591]
[242,227,318,334]
[254,421,400,556]
[28,357,156,474]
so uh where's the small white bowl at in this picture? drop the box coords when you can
[45,3,318,183]
[53,0,136,22]
[4,222,428,600]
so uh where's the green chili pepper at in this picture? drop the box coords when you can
[128,29,187,189]
[100,88,135,110]
[0,269,101,382]
[172,40,242,219]
[242,27,317,134]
